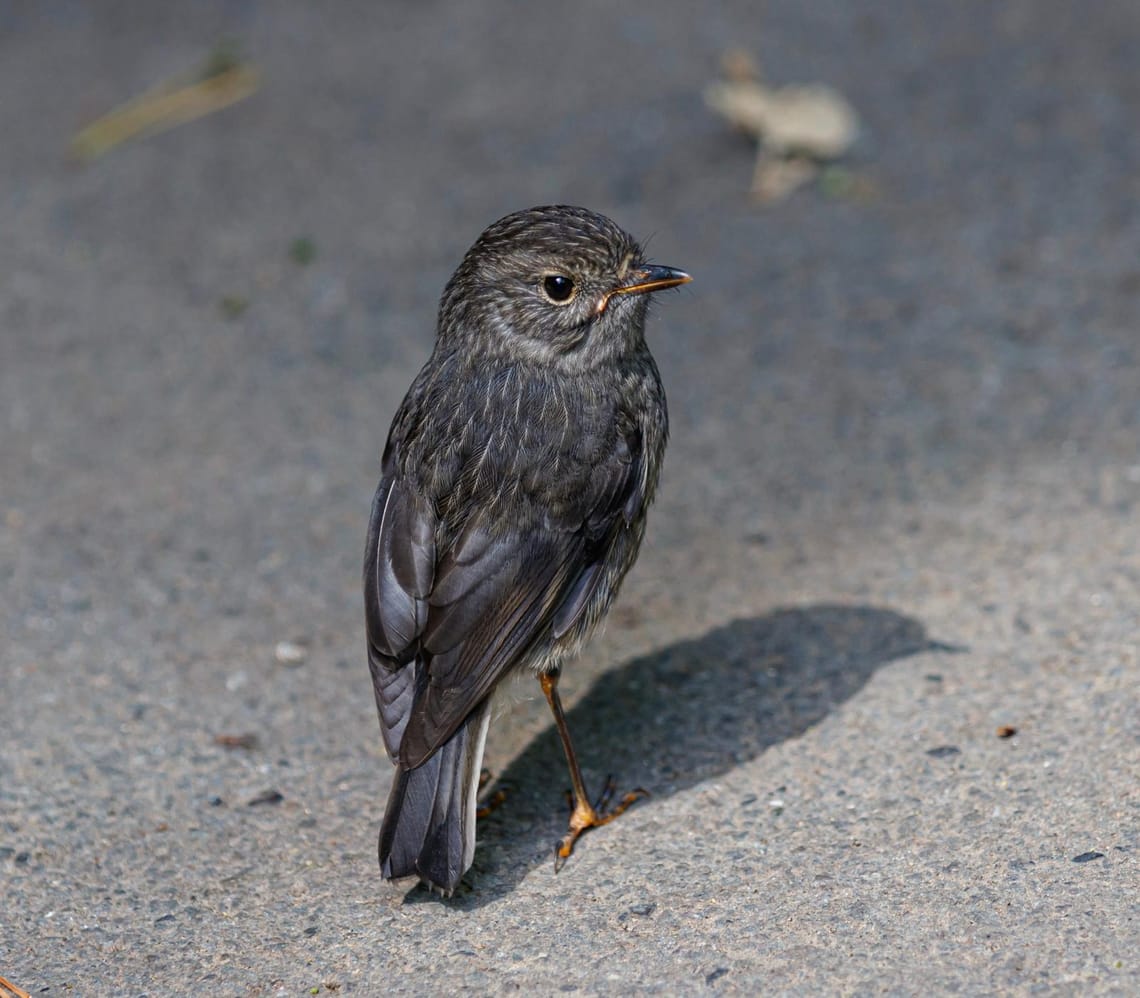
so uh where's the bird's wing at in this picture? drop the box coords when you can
[366,425,646,771]
[364,472,435,761]
[403,514,586,766]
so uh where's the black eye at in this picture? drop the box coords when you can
[542,274,576,303]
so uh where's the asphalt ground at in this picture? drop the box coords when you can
[2,2,1137,994]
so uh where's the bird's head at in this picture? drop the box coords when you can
[437,205,690,370]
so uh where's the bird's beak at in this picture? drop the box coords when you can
[597,265,692,313]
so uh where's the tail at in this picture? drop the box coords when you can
[378,702,491,895]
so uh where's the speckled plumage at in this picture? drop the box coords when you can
[363,205,687,894]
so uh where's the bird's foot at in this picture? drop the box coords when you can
[553,776,648,872]
[476,768,508,819]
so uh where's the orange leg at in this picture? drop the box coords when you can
[539,668,648,870]
[475,767,508,819]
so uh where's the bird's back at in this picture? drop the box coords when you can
[390,348,667,547]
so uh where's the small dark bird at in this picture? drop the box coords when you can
[363,205,689,895]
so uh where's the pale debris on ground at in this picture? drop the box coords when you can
[705,48,858,201]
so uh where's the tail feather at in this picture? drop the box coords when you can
[378,703,491,895]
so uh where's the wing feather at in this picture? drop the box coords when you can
[365,397,649,772]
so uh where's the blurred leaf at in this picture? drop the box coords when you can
[706,80,858,159]
[289,237,317,266]
[71,48,259,161]
[706,52,859,203]
[818,165,879,202]
[220,295,249,319]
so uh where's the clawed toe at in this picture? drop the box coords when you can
[594,775,617,811]
[552,780,649,871]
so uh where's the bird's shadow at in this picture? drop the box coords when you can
[402,603,954,909]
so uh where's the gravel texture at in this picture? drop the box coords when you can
[2,2,1138,994]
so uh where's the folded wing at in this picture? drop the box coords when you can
[364,424,645,770]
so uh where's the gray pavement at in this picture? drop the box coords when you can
[2,1,1138,994]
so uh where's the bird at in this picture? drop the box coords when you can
[363,205,690,895]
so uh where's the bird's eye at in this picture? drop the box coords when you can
[541,274,576,304]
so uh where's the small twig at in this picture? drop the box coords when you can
[72,63,259,161]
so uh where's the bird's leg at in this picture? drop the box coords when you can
[476,767,508,819]
[539,668,648,871]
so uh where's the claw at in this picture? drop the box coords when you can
[594,775,617,812]
[552,783,649,872]
[476,789,507,819]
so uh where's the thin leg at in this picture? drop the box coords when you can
[539,668,647,871]
[475,767,507,819]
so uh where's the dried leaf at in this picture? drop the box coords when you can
[705,80,858,159]
[751,154,819,202]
